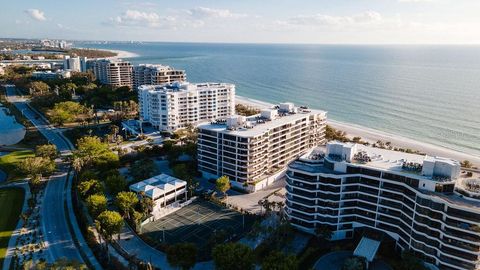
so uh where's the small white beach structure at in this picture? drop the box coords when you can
[0,104,26,146]
[129,173,187,213]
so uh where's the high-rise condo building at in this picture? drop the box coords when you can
[132,64,186,90]
[286,141,480,270]
[198,103,327,192]
[92,59,132,88]
[63,56,87,72]
[138,82,235,132]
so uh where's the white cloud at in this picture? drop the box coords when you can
[284,11,382,27]
[107,7,247,30]
[110,10,161,27]
[187,7,247,19]
[107,9,205,30]
[25,9,47,21]
[397,0,434,2]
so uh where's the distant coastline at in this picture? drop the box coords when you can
[72,47,139,59]
[236,95,480,166]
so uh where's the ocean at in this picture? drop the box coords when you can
[77,42,480,157]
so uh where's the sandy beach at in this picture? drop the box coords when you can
[75,47,139,59]
[105,49,139,59]
[236,95,480,166]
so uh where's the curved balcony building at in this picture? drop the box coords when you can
[286,141,480,270]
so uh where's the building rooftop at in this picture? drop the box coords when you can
[353,237,381,263]
[198,103,327,138]
[135,64,184,72]
[292,142,480,208]
[129,173,186,199]
[138,81,234,93]
[321,142,463,182]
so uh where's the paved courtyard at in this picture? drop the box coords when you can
[226,178,286,214]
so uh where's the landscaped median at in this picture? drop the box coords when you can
[0,150,35,181]
[0,187,25,267]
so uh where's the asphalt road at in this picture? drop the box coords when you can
[5,86,83,263]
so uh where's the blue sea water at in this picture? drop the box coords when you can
[77,42,480,157]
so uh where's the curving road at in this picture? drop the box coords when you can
[4,86,100,268]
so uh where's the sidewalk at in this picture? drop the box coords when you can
[116,225,172,270]
[2,182,30,270]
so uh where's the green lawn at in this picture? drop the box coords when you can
[0,150,35,181]
[0,187,25,267]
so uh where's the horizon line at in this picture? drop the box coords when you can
[2,37,480,46]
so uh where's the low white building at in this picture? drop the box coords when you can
[129,174,187,213]
[32,70,71,80]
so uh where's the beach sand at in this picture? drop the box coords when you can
[236,95,480,166]
[106,49,139,59]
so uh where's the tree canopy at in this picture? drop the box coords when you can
[47,101,88,126]
[17,156,56,182]
[73,136,119,171]
[166,243,197,270]
[216,175,231,196]
[105,174,127,195]
[116,191,139,219]
[129,159,156,181]
[95,210,124,242]
[261,251,298,270]
[342,257,365,270]
[212,243,254,270]
[77,179,104,198]
[86,194,107,218]
[35,144,58,159]
[28,81,50,95]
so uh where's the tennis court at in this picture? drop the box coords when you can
[141,199,256,249]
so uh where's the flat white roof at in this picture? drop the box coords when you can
[138,82,234,93]
[319,142,459,177]
[135,64,184,72]
[198,108,326,138]
[353,237,381,262]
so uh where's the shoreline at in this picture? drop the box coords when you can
[104,49,139,59]
[73,47,139,59]
[236,95,480,166]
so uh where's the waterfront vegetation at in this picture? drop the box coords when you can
[0,187,25,267]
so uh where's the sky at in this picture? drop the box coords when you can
[2,0,480,44]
